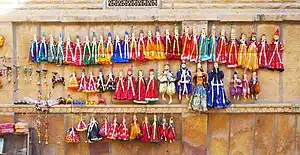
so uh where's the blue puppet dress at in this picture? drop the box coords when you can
[198,34,210,61]
[30,40,39,62]
[176,67,192,100]
[38,38,48,62]
[111,37,129,63]
[207,67,231,108]
[209,34,217,62]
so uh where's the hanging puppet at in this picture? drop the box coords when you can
[68,72,79,90]
[74,35,84,66]
[78,68,87,92]
[245,32,259,71]
[140,115,151,142]
[172,25,182,60]
[154,26,165,60]
[160,116,168,142]
[181,26,191,60]
[107,115,119,140]
[137,30,146,61]
[111,34,129,63]
[129,32,138,60]
[190,24,199,62]
[30,34,39,62]
[97,34,110,65]
[83,36,92,65]
[47,35,56,63]
[209,25,217,62]
[126,68,136,100]
[167,116,176,143]
[145,30,156,60]
[242,72,250,99]
[268,28,284,72]
[99,116,110,137]
[87,117,102,143]
[76,116,87,132]
[38,33,48,62]
[238,33,248,68]
[123,31,130,62]
[105,71,116,92]
[114,70,126,100]
[64,35,75,64]
[118,116,130,141]
[258,34,269,68]
[249,71,260,100]
[158,63,176,104]
[207,62,231,108]
[230,71,242,100]
[129,114,141,140]
[189,61,208,112]
[145,68,159,102]
[226,29,238,68]
[176,61,192,100]
[164,28,173,60]
[90,32,98,65]
[96,68,106,93]
[216,29,227,63]
[64,127,80,143]
[150,114,160,143]
[56,33,64,66]
[199,28,210,61]
[134,70,147,104]
[86,72,97,93]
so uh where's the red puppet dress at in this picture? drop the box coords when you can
[167,117,176,143]
[114,71,126,100]
[216,30,227,64]
[126,68,136,100]
[258,35,269,68]
[137,32,147,61]
[172,33,182,60]
[99,118,110,137]
[78,69,87,92]
[268,29,284,72]
[181,27,191,61]
[150,115,160,143]
[107,116,119,140]
[145,69,159,102]
[64,36,75,64]
[118,117,129,141]
[86,72,97,93]
[226,38,238,68]
[242,73,250,99]
[133,70,147,104]
[160,118,168,142]
[190,33,199,62]
[140,116,151,142]
[74,37,84,66]
[164,29,173,59]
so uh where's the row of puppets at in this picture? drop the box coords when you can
[65,114,176,144]
[29,25,284,72]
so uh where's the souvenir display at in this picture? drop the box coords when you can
[145,30,156,60]
[238,33,248,68]
[0,35,4,48]
[216,29,227,63]
[164,28,173,60]
[140,115,151,142]
[38,33,48,62]
[137,30,146,61]
[64,35,75,64]
[56,33,64,66]
[96,68,106,93]
[258,34,269,68]
[78,69,87,92]
[160,116,168,142]
[181,26,191,60]
[107,115,119,140]
[64,127,80,143]
[123,31,130,62]
[230,71,242,100]
[47,35,57,63]
[68,72,79,90]
[171,25,181,60]
[90,32,99,65]
[52,72,65,89]
[190,25,199,62]
[199,28,210,61]
[105,71,116,92]
[129,114,141,140]
[76,116,87,131]
[245,32,259,71]
[145,69,159,102]
[242,72,250,99]
[158,63,176,104]
[111,34,129,63]
[249,71,260,100]
[154,27,166,60]
[226,29,238,68]
[29,34,38,62]
[268,28,284,72]
[150,114,160,143]
[87,117,102,143]
[176,61,192,100]
[126,68,136,100]
[167,116,176,143]
[189,61,208,112]
[74,35,83,66]
[97,34,111,65]
[114,70,126,100]
[83,36,91,65]
[134,70,147,104]
[99,117,110,137]
[207,62,231,108]
[129,32,138,60]
[118,116,130,141]
[86,72,97,93]
[209,25,217,62]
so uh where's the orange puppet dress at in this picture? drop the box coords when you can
[145,33,156,60]
[154,35,165,60]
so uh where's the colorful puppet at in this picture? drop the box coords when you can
[68,72,79,90]
[47,35,56,63]
[258,34,269,68]
[86,72,97,93]
[167,116,176,143]
[134,70,147,104]
[114,70,126,100]
[150,114,160,143]
[83,36,91,65]
[30,34,39,62]
[87,117,102,143]
[190,25,199,62]
[99,117,110,137]
[140,115,151,142]
[158,63,176,104]
[181,26,191,60]
[230,71,242,100]
[38,33,48,62]
[105,71,116,92]
[242,72,250,99]
[216,29,227,63]
[129,114,141,140]
[107,115,119,140]
[126,68,136,100]
[64,35,75,64]
[199,28,210,61]
[74,35,84,66]
[129,32,138,60]
[160,116,168,142]
[145,30,156,60]
[238,33,248,68]
[56,33,64,66]
[226,29,238,68]
[209,25,217,62]
[176,61,192,100]
[96,68,106,93]
[268,28,284,72]
[137,30,147,61]
[90,32,98,65]
[249,71,260,100]
[145,69,159,102]
[245,32,259,71]
[78,68,87,92]
[164,28,173,60]
[117,116,130,141]
[154,27,165,60]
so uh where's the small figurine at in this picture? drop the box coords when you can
[47,35,57,63]
[158,63,176,104]
[97,94,106,104]
[160,116,168,142]
[245,32,259,71]
[105,71,116,92]
[242,72,250,99]
[52,72,65,89]
[64,35,75,64]
[145,69,159,102]
[129,32,138,60]
[209,25,217,62]
[140,115,151,142]
[150,114,160,143]
[126,68,136,100]
[123,31,130,62]
[96,68,106,93]
[56,33,64,66]
[268,28,284,72]
[97,34,110,65]
[181,26,191,60]
[78,68,87,92]
[134,70,147,104]
[207,62,231,108]
[145,30,156,60]
[154,27,165,60]
[107,115,119,140]
[189,61,208,112]
[68,72,79,90]
[57,97,66,104]
[172,25,182,60]
[176,61,192,100]
[230,71,242,100]
[86,72,97,93]
[137,30,147,61]
[66,94,73,104]
[38,33,48,62]
[129,114,141,140]
[87,117,102,143]
[64,127,80,143]
[199,27,210,61]
[74,35,84,66]
[111,34,128,63]
[190,25,199,62]
[83,36,91,65]
[238,33,248,68]
[258,34,269,68]
[99,117,110,137]
[90,32,98,65]
[167,116,176,143]
[226,29,238,68]
[249,71,260,100]
[30,34,39,62]
[216,29,227,63]
[164,28,173,59]
[76,116,87,131]
[114,70,126,100]
[117,116,130,141]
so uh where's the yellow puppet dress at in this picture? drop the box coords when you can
[238,39,248,68]
[145,31,156,60]
[98,33,113,65]
[246,39,259,71]
[154,33,165,60]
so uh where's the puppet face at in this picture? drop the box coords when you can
[197,62,202,69]
[50,35,54,41]
[165,29,170,35]
[148,31,152,36]
[251,35,256,41]
[231,33,235,40]
[127,70,132,76]
[140,33,144,38]
[201,28,206,35]
[233,73,238,79]
[244,73,247,78]
[76,38,80,43]
[211,30,216,36]
[33,34,37,40]
[273,35,279,41]
[221,29,225,36]
[131,32,135,38]
[93,36,96,41]
[100,36,103,41]
[181,63,187,69]
[108,72,113,77]
[214,62,219,68]
[253,72,257,78]
[119,70,124,77]
[150,71,155,77]
[242,34,246,40]
[116,35,120,40]
[138,70,143,77]
[125,34,129,39]
[261,35,266,41]
[99,71,103,76]
[164,64,170,70]
[85,36,89,41]
[184,27,189,33]
[156,31,160,37]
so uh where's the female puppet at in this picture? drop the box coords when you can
[129,32,138,60]
[167,116,176,143]
[137,30,146,61]
[29,34,39,62]
[189,61,208,112]
[150,114,160,143]
[145,30,156,60]
[129,114,141,140]
[123,31,130,62]
[209,25,217,62]
[78,68,87,92]
[56,33,64,66]
[145,68,159,102]
[216,29,227,63]
[154,27,165,60]
[199,28,210,61]
[134,70,147,104]
[114,70,126,100]
[258,34,269,68]
[226,29,238,68]
[107,115,119,140]
[68,72,79,90]
[86,117,102,143]
[99,117,110,138]
[64,35,75,64]
[111,34,127,63]
[245,33,259,71]
[96,68,106,93]
[176,61,192,100]
[140,115,151,142]
[90,32,98,65]
[172,25,182,60]
[83,36,92,65]
[87,72,97,93]
[268,29,284,72]
[38,33,48,62]
[160,116,168,142]
[118,116,130,141]
[126,68,136,100]
[181,26,191,60]
[164,28,173,60]
[242,72,250,99]
[97,34,110,65]
[230,71,242,100]
[207,62,231,108]
[158,63,176,104]
[190,25,199,62]
[105,71,116,92]
[249,71,260,100]
[74,35,84,66]
[47,35,56,63]
[238,33,248,68]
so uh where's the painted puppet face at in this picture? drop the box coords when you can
[150,71,155,77]
[253,72,257,78]
[116,35,120,40]
[211,30,216,37]
[125,34,129,39]
[251,35,256,41]
[50,35,54,41]
[85,36,89,41]
[214,62,219,68]
[148,31,152,36]
[164,64,170,70]
[156,31,160,37]
[184,27,189,33]
[165,29,170,35]
[127,70,132,76]
[33,34,37,40]
[231,33,235,40]
[273,35,279,41]
[67,36,71,41]
[181,63,187,69]
[221,29,225,36]
[197,62,202,69]
[93,36,96,41]
[233,73,238,79]
[201,28,206,35]
[138,70,143,77]
[242,34,246,40]
[140,32,144,38]
[76,38,80,43]
[119,70,124,77]
[261,35,266,41]
[132,33,135,39]
[100,35,103,41]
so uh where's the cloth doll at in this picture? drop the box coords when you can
[129,114,141,140]
[198,28,210,61]
[238,33,248,68]
[245,32,259,71]
[29,34,39,62]
[64,127,80,143]
[164,28,173,60]
[129,32,138,60]
[137,30,147,61]
[172,25,182,60]
[160,116,168,142]
[99,117,110,137]
[68,72,79,90]
[83,36,92,65]
[98,34,110,65]
[114,70,126,100]
[56,33,64,66]
[150,114,160,143]
[181,26,191,60]
[38,33,48,62]
[123,31,130,62]
[140,115,151,142]
[105,71,116,92]
[167,116,176,143]
[209,25,217,62]
[134,70,147,104]
[107,115,119,140]
[125,68,136,100]
[117,116,130,141]
[158,63,176,104]
[74,35,84,66]
[176,61,192,100]
[78,68,87,92]
[154,27,165,60]
[230,71,242,100]
[97,68,106,93]
[145,69,159,102]
[258,34,270,68]
[145,30,156,60]
[226,29,239,68]
[216,29,227,63]
[190,25,199,62]
[242,72,250,99]
[111,34,128,63]
[76,116,87,132]
[87,117,102,143]
[47,35,56,63]
[90,32,98,65]
[64,35,75,64]
[268,28,284,72]
[86,72,97,93]
[249,71,260,100]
